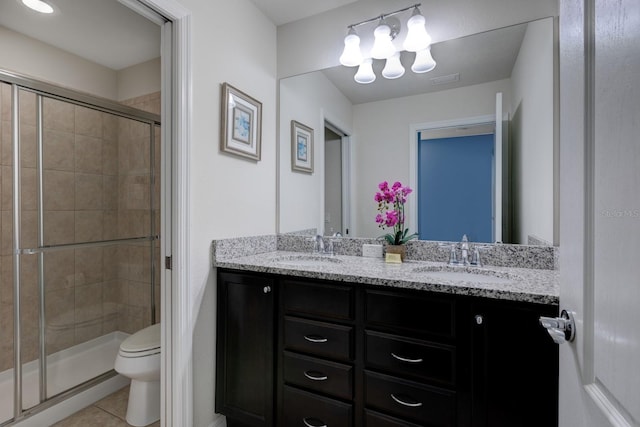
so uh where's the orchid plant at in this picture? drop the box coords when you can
[374,181,419,245]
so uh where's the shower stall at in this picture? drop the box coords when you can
[0,70,161,425]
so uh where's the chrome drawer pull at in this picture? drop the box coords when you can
[303,417,327,427]
[391,393,423,407]
[391,352,423,363]
[304,335,328,343]
[304,370,328,381]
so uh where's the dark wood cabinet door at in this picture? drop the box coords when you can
[471,299,558,427]
[216,271,275,427]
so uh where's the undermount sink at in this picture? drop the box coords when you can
[411,265,521,284]
[274,255,343,267]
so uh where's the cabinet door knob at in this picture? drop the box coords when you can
[303,417,327,427]
[303,371,328,381]
[391,352,423,363]
[263,286,271,294]
[475,314,483,325]
[391,393,423,407]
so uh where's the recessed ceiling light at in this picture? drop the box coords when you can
[21,0,54,14]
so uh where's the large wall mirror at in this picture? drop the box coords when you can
[278,16,558,246]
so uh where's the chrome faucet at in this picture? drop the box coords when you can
[440,234,488,267]
[311,233,341,256]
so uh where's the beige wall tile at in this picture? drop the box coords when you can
[75,173,103,211]
[44,170,75,211]
[103,247,118,281]
[44,250,75,291]
[20,211,37,253]
[2,165,12,210]
[1,121,11,166]
[20,124,36,168]
[103,210,117,240]
[21,167,37,211]
[74,282,102,324]
[102,112,118,141]
[103,175,117,210]
[46,287,74,328]
[0,256,12,304]
[43,98,74,133]
[75,134,102,174]
[43,211,74,246]
[43,129,74,171]
[74,105,102,138]
[74,247,103,286]
[0,83,10,122]
[1,211,13,256]
[102,139,118,175]
[18,90,36,126]
[75,323,103,344]
[75,210,103,242]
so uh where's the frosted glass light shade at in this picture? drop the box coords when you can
[339,28,363,67]
[382,52,405,79]
[370,22,396,59]
[403,9,431,52]
[354,58,376,84]
[22,0,53,13]
[412,47,436,73]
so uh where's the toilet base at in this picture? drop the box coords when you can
[126,379,160,426]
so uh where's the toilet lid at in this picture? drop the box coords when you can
[120,323,161,353]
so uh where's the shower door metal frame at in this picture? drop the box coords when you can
[1,69,161,425]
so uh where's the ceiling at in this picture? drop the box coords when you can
[0,0,161,70]
[249,0,358,26]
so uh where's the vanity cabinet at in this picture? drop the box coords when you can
[279,278,356,427]
[215,269,558,427]
[216,271,276,427]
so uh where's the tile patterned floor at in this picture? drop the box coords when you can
[52,386,160,427]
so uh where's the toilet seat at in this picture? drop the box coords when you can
[119,323,161,358]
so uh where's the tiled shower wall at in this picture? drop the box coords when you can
[0,85,160,372]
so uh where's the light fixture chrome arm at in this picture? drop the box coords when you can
[346,3,421,30]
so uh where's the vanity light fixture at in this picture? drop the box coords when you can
[339,3,435,84]
[21,0,54,14]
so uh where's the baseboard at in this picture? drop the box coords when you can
[209,414,226,427]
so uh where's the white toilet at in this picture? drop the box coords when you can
[114,323,161,427]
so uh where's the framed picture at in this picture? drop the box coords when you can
[220,82,262,161]
[291,120,314,173]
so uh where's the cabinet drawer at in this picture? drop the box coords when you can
[284,316,353,361]
[284,351,353,401]
[364,409,424,427]
[283,279,354,321]
[364,370,455,427]
[365,290,455,339]
[282,385,352,427]
[365,330,455,386]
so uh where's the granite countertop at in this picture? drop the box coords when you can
[213,251,559,305]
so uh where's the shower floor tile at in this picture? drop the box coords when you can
[52,386,160,427]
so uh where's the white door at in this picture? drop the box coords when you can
[559,1,640,426]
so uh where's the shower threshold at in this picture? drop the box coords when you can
[0,331,128,424]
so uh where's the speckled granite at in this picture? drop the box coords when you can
[212,251,559,305]
[278,235,557,270]
[211,234,277,262]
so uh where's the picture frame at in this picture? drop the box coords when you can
[220,82,262,161]
[291,120,314,173]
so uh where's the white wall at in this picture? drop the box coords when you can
[174,1,277,426]
[0,26,118,99]
[324,135,343,235]
[117,57,161,101]
[510,18,554,244]
[277,0,558,78]
[279,71,352,234]
[352,79,511,238]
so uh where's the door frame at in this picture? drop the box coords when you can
[409,114,497,241]
[131,1,192,426]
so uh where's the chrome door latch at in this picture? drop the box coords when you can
[539,310,576,344]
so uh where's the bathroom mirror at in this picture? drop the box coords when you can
[278,16,558,245]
